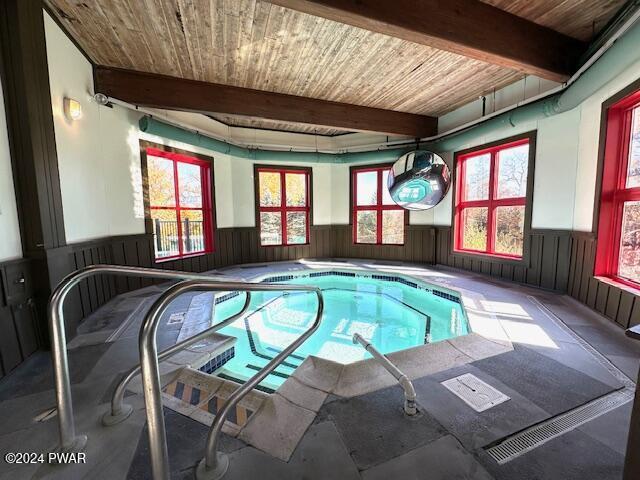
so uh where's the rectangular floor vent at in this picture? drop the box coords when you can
[441,374,510,412]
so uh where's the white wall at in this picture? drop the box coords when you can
[0,77,22,261]
[432,23,640,232]
[225,159,337,227]
[572,55,640,231]
[438,76,559,133]
[44,8,640,241]
[429,109,583,230]
[45,13,357,238]
[533,109,580,229]
[45,12,145,242]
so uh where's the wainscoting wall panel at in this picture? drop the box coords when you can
[567,232,640,329]
[435,227,573,292]
[0,258,38,379]
[333,225,436,263]
[67,226,336,322]
[62,224,640,336]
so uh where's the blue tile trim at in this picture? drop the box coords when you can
[174,381,185,399]
[246,363,290,379]
[371,274,418,289]
[214,291,241,305]
[217,372,275,394]
[199,346,236,374]
[260,275,295,283]
[309,271,355,278]
[243,316,301,369]
[256,271,463,305]
[424,316,432,344]
[433,289,461,304]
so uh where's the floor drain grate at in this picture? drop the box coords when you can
[485,389,633,464]
[441,374,510,412]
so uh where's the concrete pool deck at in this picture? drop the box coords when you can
[0,259,638,479]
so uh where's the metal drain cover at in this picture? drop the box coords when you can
[441,373,510,412]
[485,389,633,464]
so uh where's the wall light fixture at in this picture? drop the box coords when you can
[63,97,83,121]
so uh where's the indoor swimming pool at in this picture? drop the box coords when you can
[203,271,469,390]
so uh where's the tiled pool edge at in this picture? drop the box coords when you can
[220,262,515,342]
[164,261,515,463]
[207,263,513,384]
[258,269,463,305]
[233,332,513,461]
[206,266,478,389]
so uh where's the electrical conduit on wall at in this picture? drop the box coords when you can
[139,116,409,164]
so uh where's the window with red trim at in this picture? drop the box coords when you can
[146,147,214,260]
[454,139,530,258]
[257,167,310,246]
[595,90,640,288]
[352,166,405,245]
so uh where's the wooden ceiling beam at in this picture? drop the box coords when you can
[268,0,587,82]
[94,66,437,137]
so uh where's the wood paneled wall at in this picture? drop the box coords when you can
[568,232,640,328]
[67,224,578,324]
[68,225,336,322]
[0,258,39,379]
[67,224,434,323]
[333,225,436,263]
[59,224,640,335]
[435,227,573,292]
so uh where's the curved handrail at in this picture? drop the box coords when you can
[102,291,252,426]
[352,333,417,416]
[48,265,238,453]
[138,280,324,480]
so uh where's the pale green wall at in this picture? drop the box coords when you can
[0,75,22,261]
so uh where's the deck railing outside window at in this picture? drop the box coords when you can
[154,219,205,258]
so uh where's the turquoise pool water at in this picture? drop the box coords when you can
[208,272,468,390]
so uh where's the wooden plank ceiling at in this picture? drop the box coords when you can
[46,0,625,135]
[208,114,348,136]
[94,66,438,137]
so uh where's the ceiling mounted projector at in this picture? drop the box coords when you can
[387,150,451,210]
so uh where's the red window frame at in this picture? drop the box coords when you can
[257,167,310,247]
[352,166,405,245]
[146,147,214,261]
[595,89,640,289]
[454,138,530,259]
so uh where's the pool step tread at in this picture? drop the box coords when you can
[246,363,292,379]
[160,367,269,435]
[266,346,306,361]
[217,372,276,394]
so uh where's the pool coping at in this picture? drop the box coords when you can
[191,261,514,462]
[207,265,477,387]
[205,262,514,388]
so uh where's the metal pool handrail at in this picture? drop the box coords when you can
[102,291,253,426]
[48,264,241,453]
[138,279,324,480]
[352,333,418,416]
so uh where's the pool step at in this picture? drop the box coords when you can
[161,367,268,433]
[250,349,300,369]
[246,363,291,379]
[243,314,306,371]
[264,346,306,369]
[266,346,305,362]
[217,372,276,394]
